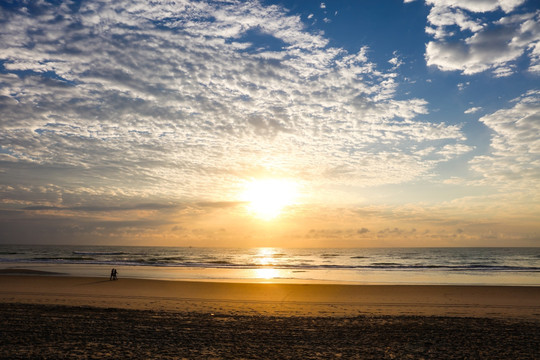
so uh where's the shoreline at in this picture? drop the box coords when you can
[1,273,539,319]
[2,262,539,286]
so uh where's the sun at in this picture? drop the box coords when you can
[240,179,298,220]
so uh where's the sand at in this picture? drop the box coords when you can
[1,274,539,318]
[1,274,539,359]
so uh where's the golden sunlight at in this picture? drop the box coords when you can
[240,179,298,220]
[253,248,279,279]
[255,247,277,265]
[254,267,279,279]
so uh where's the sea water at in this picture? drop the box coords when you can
[0,245,539,285]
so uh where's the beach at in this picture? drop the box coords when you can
[1,274,539,359]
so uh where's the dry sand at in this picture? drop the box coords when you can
[1,274,539,359]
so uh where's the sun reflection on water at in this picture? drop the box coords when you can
[254,267,280,279]
[254,248,279,279]
[256,247,277,265]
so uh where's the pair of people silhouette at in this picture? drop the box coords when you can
[109,268,118,280]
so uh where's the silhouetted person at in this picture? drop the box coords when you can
[110,268,118,280]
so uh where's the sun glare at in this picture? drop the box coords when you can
[254,267,280,279]
[253,248,280,279]
[241,179,298,220]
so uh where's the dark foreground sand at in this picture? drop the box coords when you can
[1,303,539,359]
[1,274,539,359]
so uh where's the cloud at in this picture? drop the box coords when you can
[426,5,484,39]
[464,106,482,113]
[425,0,526,13]
[196,201,245,209]
[388,51,404,69]
[424,1,540,75]
[457,82,470,90]
[470,90,540,190]
[357,227,370,234]
[438,143,474,160]
[23,203,177,212]
[305,227,370,240]
[0,0,469,212]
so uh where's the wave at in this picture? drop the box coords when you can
[33,256,96,261]
[72,251,126,256]
[372,262,401,266]
[4,257,538,272]
[207,260,234,265]
[357,264,540,272]
[160,257,186,261]
[0,247,537,275]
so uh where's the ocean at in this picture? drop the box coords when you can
[1,245,539,285]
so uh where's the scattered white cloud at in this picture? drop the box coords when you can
[470,90,540,191]
[425,0,526,13]
[464,106,482,114]
[388,51,404,69]
[492,65,517,77]
[438,143,475,159]
[426,5,484,39]
[424,0,540,76]
[0,0,470,209]
[457,81,470,90]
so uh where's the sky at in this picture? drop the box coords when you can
[0,0,539,247]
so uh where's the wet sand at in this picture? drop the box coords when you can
[1,274,539,359]
[1,275,539,318]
